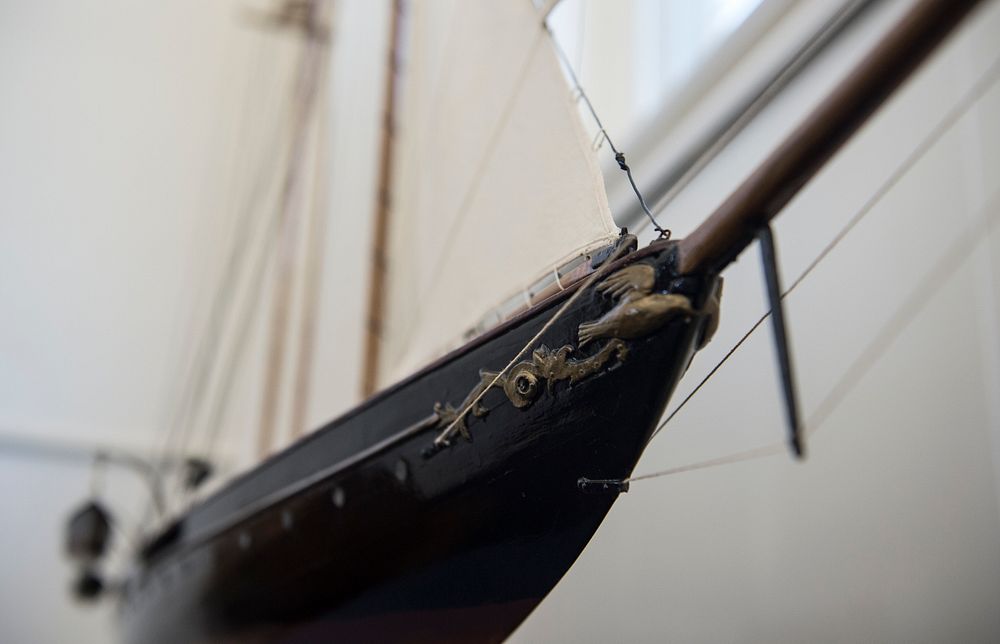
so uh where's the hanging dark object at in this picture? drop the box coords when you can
[65,500,112,603]
[757,224,805,458]
[182,457,213,491]
[65,500,112,562]
[71,567,105,602]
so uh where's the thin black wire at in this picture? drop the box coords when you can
[645,53,1000,444]
[650,314,768,440]
[544,24,670,239]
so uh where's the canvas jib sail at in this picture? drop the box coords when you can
[369,0,620,390]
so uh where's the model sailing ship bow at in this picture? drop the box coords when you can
[61,0,986,642]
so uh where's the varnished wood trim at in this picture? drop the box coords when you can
[676,0,984,275]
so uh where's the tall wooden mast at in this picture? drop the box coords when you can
[360,0,405,398]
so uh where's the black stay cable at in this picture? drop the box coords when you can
[544,23,670,239]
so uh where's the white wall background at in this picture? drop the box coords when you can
[1,0,998,642]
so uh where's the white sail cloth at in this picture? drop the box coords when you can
[378,0,618,387]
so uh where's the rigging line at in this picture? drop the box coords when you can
[0,430,185,471]
[544,23,669,239]
[805,197,1000,434]
[161,173,287,507]
[161,17,327,462]
[159,27,285,447]
[290,85,333,440]
[628,195,1000,486]
[196,238,273,481]
[161,127,290,469]
[257,22,331,458]
[198,29,334,475]
[166,25,330,465]
[647,51,1000,443]
[197,59,327,479]
[432,239,632,448]
[650,313,769,440]
[628,444,785,483]
[153,9,257,462]
[156,54,317,514]
[157,57,304,467]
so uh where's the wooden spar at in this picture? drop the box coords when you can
[675,0,985,276]
[361,0,405,398]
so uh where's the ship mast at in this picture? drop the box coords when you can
[360,0,405,398]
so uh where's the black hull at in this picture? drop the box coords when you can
[121,241,716,643]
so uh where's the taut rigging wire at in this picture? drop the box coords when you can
[151,31,308,515]
[255,18,331,459]
[629,193,1000,484]
[157,90,290,454]
[199,38,330,474]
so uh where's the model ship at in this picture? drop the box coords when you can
[61,0,985,642]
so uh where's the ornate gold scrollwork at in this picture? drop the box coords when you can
[504,339,629,408]
[433,374,495,441]
[432,340,628,438]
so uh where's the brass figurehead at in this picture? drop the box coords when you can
[578,263,693,347]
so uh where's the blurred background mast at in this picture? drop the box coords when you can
[360,0,404,398]
[255,0,332,458]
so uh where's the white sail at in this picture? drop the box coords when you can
[376,0,619,386]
